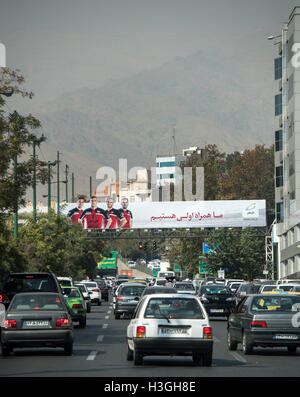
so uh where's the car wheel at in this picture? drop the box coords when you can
[133,349,143,365]
[192,353,201,365]
[115,313,120,320]
[127,344,133,361]
[98,300,102,306]
[202,352,212,366]
[79,317,87,328]
[1,344,11,357]
[242,332,253,355]
[64,342,73,356]
[227,328,238,351]
[287,346,297,354]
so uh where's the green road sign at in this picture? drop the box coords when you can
[199,256,210,274]
[153,267,160,277]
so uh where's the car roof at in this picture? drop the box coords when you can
[120,283,146,287]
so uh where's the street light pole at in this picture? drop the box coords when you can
[72,172,75,202]
[33,139,37,223]
[65,164,69,202]
[47,160,56,218]
[13,155,18,238]
[57,151,60,213]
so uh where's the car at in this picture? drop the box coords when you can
[95,279,110,302]
[74,283,92,313]
[198,284,236,318]
[225,279,245,287]
[258,284,280,294]
[114,283,147,319]
[61,286,87,328]
[129,279,148,286]
[153,278,168,287]
[228,282,243,293]
[126,294,213,366]
[127,261,136,268]
[235,283,261,304]
[140,286,178,298]
[112,278,129,294]
[227,294,300,355]
[1,292,74,356]
[80,281,102,306]
[57,277,73,287]
[173,282,196,295]
[0,272,62,310]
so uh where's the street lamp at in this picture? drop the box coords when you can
[47,160,57,217]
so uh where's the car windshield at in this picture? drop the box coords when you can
[119,286,146,296]
[250,296,300,312]
[144,297,204,319]
[3,275,57,293]
[62,287,81,298]
[156,280,167,286]
[174,283,194,290]
[58,279,72,286]
[202,286,231,294]
[10,294,65,311]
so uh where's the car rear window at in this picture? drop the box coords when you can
[3,274,58,293]
[174,284,195,290]
[250,296,300,312]
[62,287,81,298]
[82,283,97,288]
[119,286,146,296]
[201,286,231,294]
[144,297,205,319]
[10,294,65,311]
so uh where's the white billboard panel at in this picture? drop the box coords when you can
[60,200,266,229]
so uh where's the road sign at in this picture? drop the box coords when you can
[153,267,160,277]
[199,256,209,274]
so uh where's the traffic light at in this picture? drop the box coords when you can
[138,241,143,249]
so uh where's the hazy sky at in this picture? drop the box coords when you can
[0,0,297,104]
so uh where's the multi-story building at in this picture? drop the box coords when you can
[273,7,300,279]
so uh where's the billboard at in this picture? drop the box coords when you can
[60,199,266,229]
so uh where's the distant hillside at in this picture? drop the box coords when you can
[32,50,273,198]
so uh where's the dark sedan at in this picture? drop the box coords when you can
[227,294,300,354]
[1,292,74,356]
[198,284,236,318]
[115,283,147,319]
[95,279,110,302]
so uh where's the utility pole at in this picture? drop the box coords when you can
[72,173,75,202]
[13,155,18,238]
[65,164,69,202]
[57,151,60,213]
[32,139,37,223]
[90,176,92,197]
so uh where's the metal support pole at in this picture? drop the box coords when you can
[57,151,60,213]
[72,173,75,202]
[90,176,92,197]
[65,164,69,202]
[14,155,18,238]
[33,139,37,223]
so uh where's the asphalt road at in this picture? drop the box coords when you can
[0,296,299,380]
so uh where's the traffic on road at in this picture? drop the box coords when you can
[1,266,300,380]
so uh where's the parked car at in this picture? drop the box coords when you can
[0,272,62,310]
[61,286,87,328]
[1,292,73,356]
[95,279,109,302]
[80,281,102,306]
[198,284,236,318]
[173,282,196,295]
[74,283,91,313]
[115,283,147,319]
[126,294,213,366]
[227,294,300,354]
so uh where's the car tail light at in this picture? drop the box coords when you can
[72,304,83,309]
[104,287,108,290]
[136,326,146,338]
[116,296,123,300]
[203,327,212,339]
[4,320,17,329]
[56,318,70,328]
[0,294,9,304]
[92,288,100,292]
[251,321,267,328]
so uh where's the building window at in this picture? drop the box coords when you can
[275,130,283,151]
[276,202,284,223]
[275,166,283,187]
[159,161,176,167]
[275,94,282,116]
[274,57,282,80]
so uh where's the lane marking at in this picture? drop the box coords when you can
[97,335,104,342]
[87,351,97,361]
[103,324,108,329]
[107,310,111,314]
[230,352,247,363]
[105,315,109,319]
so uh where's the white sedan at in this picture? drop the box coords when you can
[126,294,213,366]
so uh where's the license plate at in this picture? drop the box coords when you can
[210,309,224,313]
[23,320,50,328]
[273,334,298,340]
[160,328,188,335]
